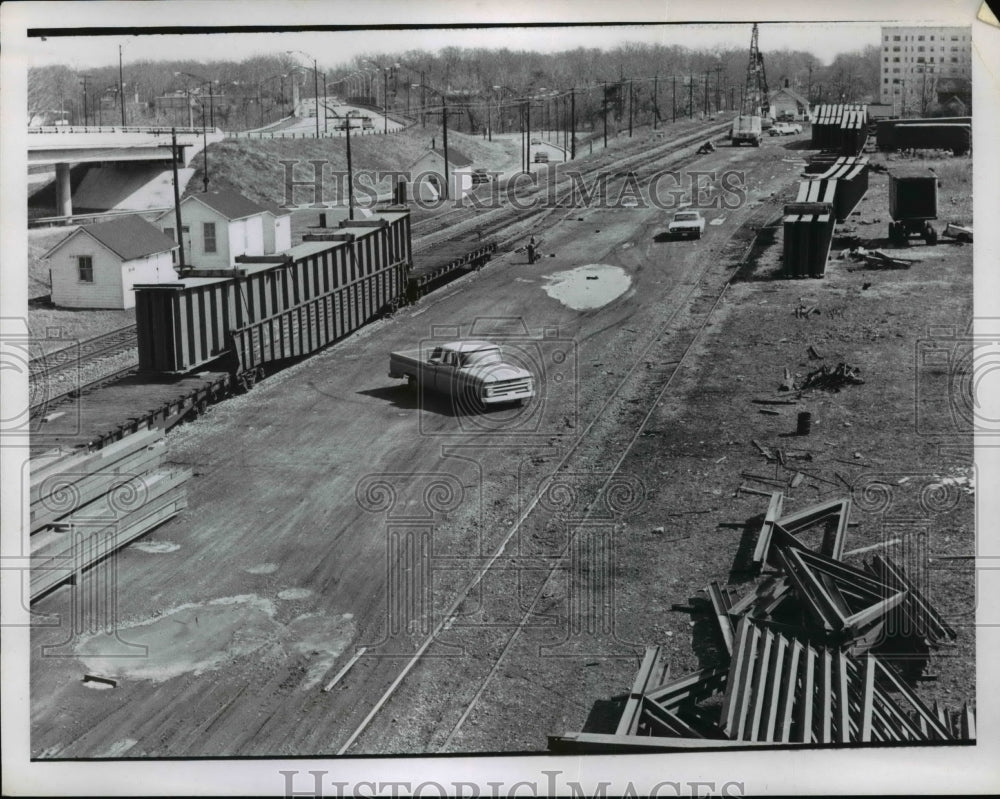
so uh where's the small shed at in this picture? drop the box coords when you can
[770,86,811,121]
[43,215,178,309]
[155,189,276,269]
[409,147,474,201]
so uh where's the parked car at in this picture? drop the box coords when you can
[471,168,491,184]
[667,209,706,239]
[389,340,535,409]
[534,152,549,163]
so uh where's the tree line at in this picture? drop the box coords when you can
[27,40,881,131]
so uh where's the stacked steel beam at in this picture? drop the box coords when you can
[29,428,190,601]
[783,201,836,278]
[802,157,870,222]
[550,495,972,752]
[810,103,868,151]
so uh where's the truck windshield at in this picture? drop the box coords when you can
[675,213,697,221]
[461,349,502,367]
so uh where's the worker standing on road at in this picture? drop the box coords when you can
[527,236,538,264]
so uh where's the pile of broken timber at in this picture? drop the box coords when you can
[549,494,972,753]
[859,249,921,270]
[29,428,190,601]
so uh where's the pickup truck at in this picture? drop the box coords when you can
[731,115,762,147]
[667,209,706,239]
[389,340,535,408]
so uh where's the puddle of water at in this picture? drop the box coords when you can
[245,563,278,574]
[74,594,357,690]
[76,595,279,682]
[130,540,180,554]
[277,587,313,601]
[542,264,632,310]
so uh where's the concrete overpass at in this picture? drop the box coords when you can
[28,126,223,217]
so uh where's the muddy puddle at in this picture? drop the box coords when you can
[75,594,355,688]
[542,264,632,310]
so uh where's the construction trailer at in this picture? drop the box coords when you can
[888,166,938,245]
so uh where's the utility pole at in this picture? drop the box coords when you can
[672,75,676,123]
[653,74,659,129]
[383,68,389,133]
[704,71,710,116]
[602,82,608,148]
[807,64,813,105]
[345,107,354,219]
[118,45,126,125]
[688,75,693,118]
[441,95,450,199]
[171,129,185,268]
[81,75,91,126]
[525,97,531,170]
[570,87,576,159]
[715,64,723,112]
[628,79,633,137]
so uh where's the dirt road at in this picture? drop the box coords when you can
[31,136,831,757]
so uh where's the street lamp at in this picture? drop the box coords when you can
[175,71,216,128]
[412,83,450,199]
[366,59,400,134]
[287,49,320,137]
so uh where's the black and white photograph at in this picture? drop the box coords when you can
[2,0,998,795]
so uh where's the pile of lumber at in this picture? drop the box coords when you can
[549,494,972,752]
[29,429,190,601]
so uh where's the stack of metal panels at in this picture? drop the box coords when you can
[783,201,836,278]
[804,157,870,222]
[29,429,190,601]
[549,494,972,753]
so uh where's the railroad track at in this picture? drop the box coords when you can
[334,148,784,755]
[411,119,734,251]
[30,365,139,419]
[29,324,138,383]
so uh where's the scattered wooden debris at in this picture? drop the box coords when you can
[942,223,972,243]
[796,363,864,392]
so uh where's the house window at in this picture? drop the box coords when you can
[893,57,900,62]
[164,226,177,263]
[78,255,94,283]
[917,35,925,41]
[203,222,217,254]
[893,35,900,41]
[952,57,958,63]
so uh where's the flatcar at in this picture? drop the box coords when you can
[135,209,412,384]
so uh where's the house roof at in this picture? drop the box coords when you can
[770,86,810,107]
[411,147,474,169]
[188,189,271,221]
[43,214,178,261]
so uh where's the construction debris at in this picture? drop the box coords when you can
[942,223,972,243]
[549,493,971,753]
[796,363,864,392]
[29,429,191,601]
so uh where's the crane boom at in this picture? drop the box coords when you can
[743,24,770,118]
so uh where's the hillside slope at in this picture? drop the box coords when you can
[186,125,522,207]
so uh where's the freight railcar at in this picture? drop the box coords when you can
[135,209,412,381]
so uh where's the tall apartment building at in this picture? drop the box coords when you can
[880,26,971,114]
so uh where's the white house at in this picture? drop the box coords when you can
[43,215,178,309]
[260,204,292,255]
[156,189,287,269]
[408,147,474,201]
[769,85,811,121]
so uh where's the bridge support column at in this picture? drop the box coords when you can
[55,162,72,218]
